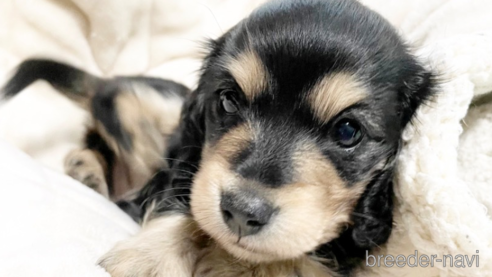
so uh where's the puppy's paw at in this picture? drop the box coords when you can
[64,149,109,197]
[99,214,200,277]
[98,246,157,277]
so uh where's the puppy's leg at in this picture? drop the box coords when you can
[64,149,109,198]
[99,214,202,277]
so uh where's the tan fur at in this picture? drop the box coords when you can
[224,50,269,101]
[195,246,335,277]
[285,141,366,248]
[100,212,336,277]
[99,214,205,277]
[64,149,109,198]
[308,73,367,124]
[94,85,183,198]
[191,127,366,263]
[202,123,254,161]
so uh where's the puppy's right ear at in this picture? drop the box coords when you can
[131,89,207,219]
[170,90,207,182]
[167,37,226,186]
[138,38,225,217]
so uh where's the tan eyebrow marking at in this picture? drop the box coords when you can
[308,73,367,124]
[224,49,269,101]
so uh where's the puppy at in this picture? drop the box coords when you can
[1,59,189,204]
[99,0,436,276]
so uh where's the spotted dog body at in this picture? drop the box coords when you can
[2,59,189,203]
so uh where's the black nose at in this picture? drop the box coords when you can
[220,191,275,237]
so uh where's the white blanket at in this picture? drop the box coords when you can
[362,1,492,276]
[0,0,491,276]
[0,140,139,277]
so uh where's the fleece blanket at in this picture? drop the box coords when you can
[0,140,139,277]
[360,1,492,276]
[0,0,491,276]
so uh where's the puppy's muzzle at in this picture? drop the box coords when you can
[220,190,276,237]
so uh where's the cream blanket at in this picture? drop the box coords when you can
[0,141,139,277]
[363,1,492,276]
[0,0,491,276]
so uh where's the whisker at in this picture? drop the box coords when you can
[351,212,391,227]
[154,167,197,177]
[155,156,200,169]
[139,187,191,209]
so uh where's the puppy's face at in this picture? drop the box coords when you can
[184,0,433,263]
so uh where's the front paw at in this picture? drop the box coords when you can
[99,244,155,277]
[99,214,200,277]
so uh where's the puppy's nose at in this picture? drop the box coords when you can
[220,191,275,237]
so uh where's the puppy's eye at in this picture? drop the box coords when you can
[333,119,363,147]
[220,91,239,114]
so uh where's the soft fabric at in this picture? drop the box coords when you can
[0,140,139,277]
[360,1,492,276]
[0,0,491,276]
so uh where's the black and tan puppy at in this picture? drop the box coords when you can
[2,59,189,201]
[98,0,435,276]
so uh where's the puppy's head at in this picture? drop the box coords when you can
[173,0,434,264]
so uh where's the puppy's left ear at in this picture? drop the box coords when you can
[315,169,394,270]
[351,169,394,248]
[399,65,436,127]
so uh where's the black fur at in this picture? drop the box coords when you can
[1,59,97,99]
[314,169,395,274]
[90,82,134,151]
[85,129,116,195]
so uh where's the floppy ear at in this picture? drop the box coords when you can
[124,39,225,219]
[343,67,437,253]
[314,169,395,272]
[351,169,394,248]
[167,90,207,192]
[121,89,207,219]
[349,65,436,248]
[164,38,227,193]
[399,66,436,127]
